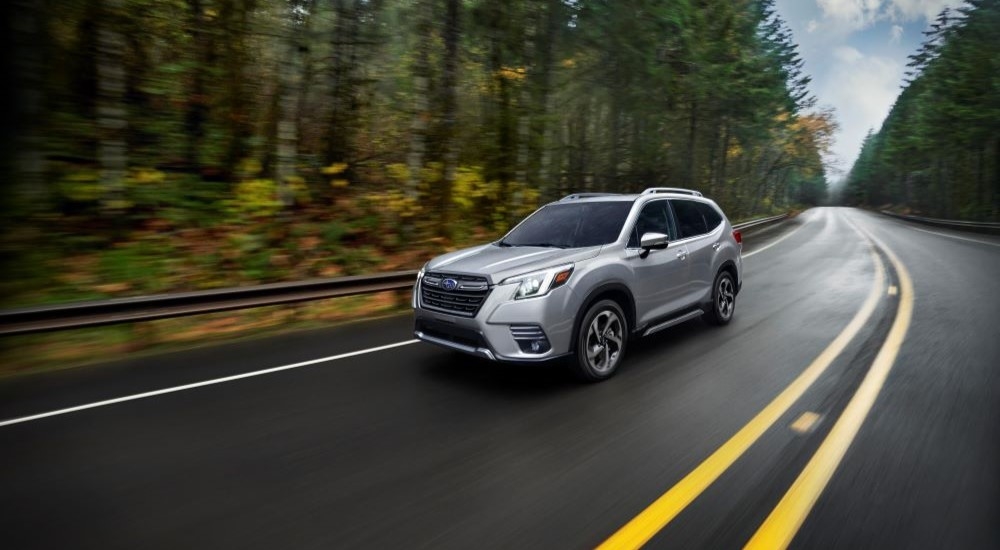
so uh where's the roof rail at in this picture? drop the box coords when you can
[641,187,703,197]
[560,192,620,201]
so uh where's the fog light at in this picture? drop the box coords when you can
[516,337,550,354]
[510,324,551,354]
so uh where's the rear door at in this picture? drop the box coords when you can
[668,199,718,305]
[626,200,690,326]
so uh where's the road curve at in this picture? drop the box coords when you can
[0,208,997,549]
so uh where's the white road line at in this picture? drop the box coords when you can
[0,339,419,428]
[742,214,812,259]
[900,223,1000,247]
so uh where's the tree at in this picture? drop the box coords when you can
[845,1,999,220]
[97,0,128,212]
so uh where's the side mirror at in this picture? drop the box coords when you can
[640,232,669,251]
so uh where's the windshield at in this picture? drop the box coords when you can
[500,201,633,248]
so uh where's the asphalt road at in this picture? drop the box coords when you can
[1,208,997,549]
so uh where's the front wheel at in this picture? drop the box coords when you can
[572,300,628,381]
[704,271,736,326]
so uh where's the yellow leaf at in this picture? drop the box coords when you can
[322,163,349,175]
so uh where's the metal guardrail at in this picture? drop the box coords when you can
[0,271,418,336]
[880,210,1000,234]
[732,213,789,232]
[0,213,792,336]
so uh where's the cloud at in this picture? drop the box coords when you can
[889,0,963,21]
[816,0,964,29]
[774,0,963,173]
[820,50,903,171]
[890,24,903,44]
[816,0,883,29]
[833,46,864,63]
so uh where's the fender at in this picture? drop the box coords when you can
[571,282,637,350]
[718,259,741,294]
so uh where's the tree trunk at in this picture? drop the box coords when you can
[97,0,128,212]
[534,0,560,197]
[296,3,318,158]
[608,91,622,189]
[184,0,209,171]
[12,0,46,203]
[439,0,460,237]
[705,116,720,196]
[406,0,433,204]
[484,0,514,201]
[326,0,359,166]
[976,143,985,219]
[718,121,731,204]
[515,15,533,186]
[686,99,698,185]
[276,2,311,208]
[993,137,999,220]
[221,0,254,179]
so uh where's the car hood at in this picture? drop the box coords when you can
[426,244,603,284]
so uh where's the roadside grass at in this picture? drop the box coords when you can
[0,291,410,379]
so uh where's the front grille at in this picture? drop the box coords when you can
[420,272,491,317]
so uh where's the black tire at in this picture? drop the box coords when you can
[571,299,628,381]
[704,270,736,326]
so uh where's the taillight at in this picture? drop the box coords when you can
[733,230,742,245]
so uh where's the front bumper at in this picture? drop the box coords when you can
[414,319,498,361]
[413,280,579,362]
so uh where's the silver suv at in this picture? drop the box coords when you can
[412,188,743,380]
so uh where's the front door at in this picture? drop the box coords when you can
[626,200,690,326]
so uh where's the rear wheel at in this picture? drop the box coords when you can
[572,300,628,381]
[704,270,736,326]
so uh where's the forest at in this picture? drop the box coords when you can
[843,0,999,221]
[2,0,833,312]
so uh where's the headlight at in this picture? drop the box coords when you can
[502,264,574,300]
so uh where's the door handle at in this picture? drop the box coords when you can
[712,242,721,250]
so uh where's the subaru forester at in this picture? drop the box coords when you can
[412,188,743,380]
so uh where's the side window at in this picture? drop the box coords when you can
[627,201,671,247]
[671,200,708,238]
[697,202,723,231]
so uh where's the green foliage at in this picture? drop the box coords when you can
[225,179,284,220]
[333,246,383,275]
[96,240,175,295]
[455,165,511,209]
[57,170,103,203]
[5,0,841,310]
[844,2,999,220]
[321,222,348,248]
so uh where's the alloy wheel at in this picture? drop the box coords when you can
[585,310,624,373]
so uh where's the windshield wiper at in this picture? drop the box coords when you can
[518,242,569,249]
[496,240,513,247]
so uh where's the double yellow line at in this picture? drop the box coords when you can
[599,217,914,550]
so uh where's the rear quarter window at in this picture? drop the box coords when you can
[697,202,723,230]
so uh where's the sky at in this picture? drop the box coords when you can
[773,0,966,180]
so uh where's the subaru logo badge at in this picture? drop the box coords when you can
[442,278,458,291]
